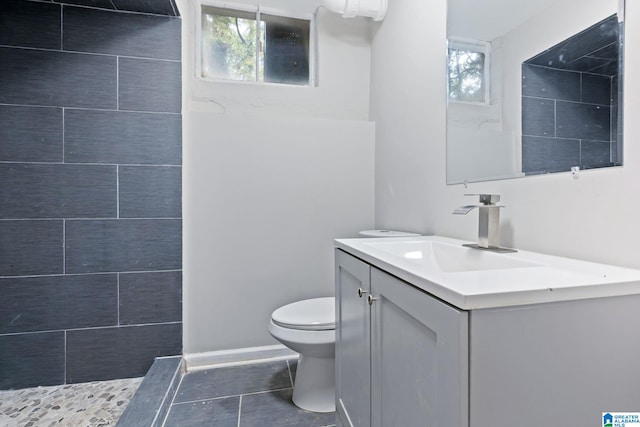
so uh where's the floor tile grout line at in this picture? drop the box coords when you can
[286,359,294,387]
[172,387,294,406]
[160,368,185,427]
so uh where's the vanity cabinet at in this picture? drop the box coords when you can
[335,250,371,427]
[336,246,640,427]
[335,250,468,427]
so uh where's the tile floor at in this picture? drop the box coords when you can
[0,377,142,427]
[0,358,335,427]
[163,359,336,427]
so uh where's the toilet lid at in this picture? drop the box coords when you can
[271,297,335,331]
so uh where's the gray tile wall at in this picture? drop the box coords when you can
[0,0,182,390]
[522,64,616,174]
[50,0,180,17]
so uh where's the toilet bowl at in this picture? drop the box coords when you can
[268,297,336,413]
[268,230,419,413]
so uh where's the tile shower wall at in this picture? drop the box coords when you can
[0,0,182,390]
[521,64,616,174]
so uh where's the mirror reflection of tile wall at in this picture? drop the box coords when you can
[521,15,620,175]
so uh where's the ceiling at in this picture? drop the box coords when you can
[447,0,559,40]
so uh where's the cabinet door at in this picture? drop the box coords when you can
[335,250,371,427]
[370,268,469,427]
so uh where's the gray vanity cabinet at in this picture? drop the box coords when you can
[335,250,371,427]
[335,250,469,427]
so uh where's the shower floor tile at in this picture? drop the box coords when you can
[0,377,142,427]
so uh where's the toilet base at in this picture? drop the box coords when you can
[292,355,335,413]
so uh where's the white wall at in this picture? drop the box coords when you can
[178,0,375,354]
[447,127,518,183]
[372,0,640,270]
[184,114,374,353]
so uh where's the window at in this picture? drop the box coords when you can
[448,40,489,103]
[198,2,312,86]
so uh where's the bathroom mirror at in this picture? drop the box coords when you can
[446,0,624,184]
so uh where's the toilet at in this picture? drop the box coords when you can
[268,230,420,413]
[268,297,336,412]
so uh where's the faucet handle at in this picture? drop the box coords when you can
[464,193,500,205]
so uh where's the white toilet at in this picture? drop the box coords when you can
[268,230,420,413]
[268,297,336,412]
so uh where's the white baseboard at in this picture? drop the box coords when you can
[183,344,298,372]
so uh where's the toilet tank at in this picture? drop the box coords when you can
[358,230,420,238]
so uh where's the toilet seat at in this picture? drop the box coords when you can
[271,297,335,331]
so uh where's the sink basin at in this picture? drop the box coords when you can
[363,240,540,273]
[336,235,640,310]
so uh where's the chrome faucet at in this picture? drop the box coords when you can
[453,194,516,253]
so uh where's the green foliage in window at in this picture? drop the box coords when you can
[448,48,485,103]
[200,5,311,85]
[201,11,264,81]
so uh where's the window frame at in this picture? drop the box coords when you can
[447,38,491,105]
[196,0,317,87]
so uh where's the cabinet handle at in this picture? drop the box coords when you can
[357,288,368,298]
[367,294,379,305]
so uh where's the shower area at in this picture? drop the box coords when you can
[0,0,183,395]
[521,14,621,175]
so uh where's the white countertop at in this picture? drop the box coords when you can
[335,235,640,310]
